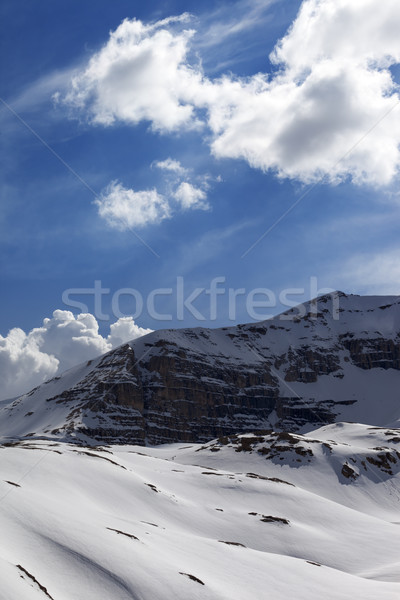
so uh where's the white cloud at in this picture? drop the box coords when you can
[29,310,111,373]
[208,0,400,186]
[64,15,202,132]
[154,158,188,175]
[173,181,209,210]
[0,328,59,401]
[63,1,400,187]
[0,312,152,401]
[107,317,152,348]
[97,159,212,230]
[271,0,400,72]
[96,181,170,229]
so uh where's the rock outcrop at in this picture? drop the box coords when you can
[2,292,400,444]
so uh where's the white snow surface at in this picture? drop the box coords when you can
[1,293,400,598]
[0,422,399,600]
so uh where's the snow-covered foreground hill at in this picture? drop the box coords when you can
[1,422,399,600]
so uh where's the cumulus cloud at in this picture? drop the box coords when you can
[0,311,152,401]
[107,317,152,348]
[271,0,400,72]
[64,14,202,132]
[208,0,400,185]
[97,159,211,230]
[96,181,170,228]
[0,329,59,401]
[63,0,400,187]
[30,310,113,373]
[154,158,188,175]
[173,181,209,210]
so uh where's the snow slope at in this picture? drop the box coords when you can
[1,292,399,599]
[0,422,399,600]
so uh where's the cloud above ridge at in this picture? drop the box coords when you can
[0,311,152,401]
[63,0,400,187]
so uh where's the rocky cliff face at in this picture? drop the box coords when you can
[1,292,400,445]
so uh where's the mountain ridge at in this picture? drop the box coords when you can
[1,291,400,445]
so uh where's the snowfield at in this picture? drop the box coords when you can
[1,422,399,600]
[1,293,400,598]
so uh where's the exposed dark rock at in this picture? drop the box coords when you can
[259,515,290,524]
[179,572,205,585]
[16,565,54,600]
[4,293,400,446]
[106,527,139,540]
[218,541,246,547]
[341,463,359,480]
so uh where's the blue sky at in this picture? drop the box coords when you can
[2,0,400,398]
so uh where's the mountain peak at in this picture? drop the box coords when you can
[1,292,400,445]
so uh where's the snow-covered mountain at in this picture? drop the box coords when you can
[1,292,400,445]
[0,423,399,599]
[1,292,400,599]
